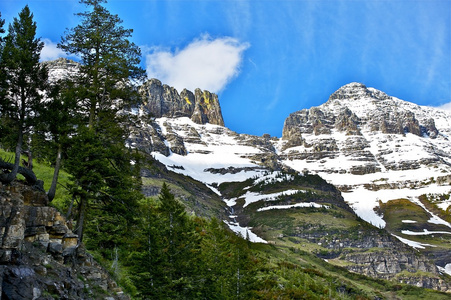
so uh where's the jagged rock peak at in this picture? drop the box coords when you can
[43,58,80,82]
[328,82,389,102]
[140,78,225,126]
[282,82,443,143]
[42,57,79,68]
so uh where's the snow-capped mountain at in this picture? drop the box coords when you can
[131,81,451,232]
[127,81,451,286]
[45,59,451,290]
[279,82,451,228]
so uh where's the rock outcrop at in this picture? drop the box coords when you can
[281,82,451,175]
[140,78,224,126]
[283,82,441,141]
[0,181,127,299]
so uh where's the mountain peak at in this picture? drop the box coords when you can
[328,82,368,101]
[328,82,391,104]
[140,78,224,126]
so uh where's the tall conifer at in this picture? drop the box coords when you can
[58,0,145,242]
[0,6,47,184]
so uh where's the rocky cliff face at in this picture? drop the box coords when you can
[0,181,127,299]
[140,78,224,126]
[282,82,439,142]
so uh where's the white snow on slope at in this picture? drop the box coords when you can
[225,221,267,243]
[152,117,266,186]
[224,190,303,208]
[401,229,451,236]
[335,184,451,229]
[392,234,436,249]
[437,264,451,276]
[257,202,328,211]
[154,152,261,185]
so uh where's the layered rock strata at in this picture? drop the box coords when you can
[0,182,127,299]
[140,78,224,126]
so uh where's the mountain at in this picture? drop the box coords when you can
[45,59,451,293]
[279,82,451,270]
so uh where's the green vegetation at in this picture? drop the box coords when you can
[1,3,451,299]
[0,5,48,185]
[378,198,451,241]
[419,194,451,223]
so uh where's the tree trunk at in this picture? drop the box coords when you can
[26,150,33,170]
[76,197,87,243]
[67,196,75,220]
[0,160,37,185]
[0,131,23,184]
[47,144,62,201]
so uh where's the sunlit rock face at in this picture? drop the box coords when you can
[281,82,449,176]
[140,78,224,126]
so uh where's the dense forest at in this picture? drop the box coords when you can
[1,1,450,299]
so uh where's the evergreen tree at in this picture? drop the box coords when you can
[0,12,6,147]
[58,0,145,242]
[129,184,204,299]
[0,12,5,43]
[32,79,80,201]
[58,0,145,128]
[0,6,47,184]
[156,183,201,298]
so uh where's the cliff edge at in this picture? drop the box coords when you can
[0,181,127,299]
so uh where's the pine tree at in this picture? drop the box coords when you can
[0,12,5,42]
[58,0,145,128]
[58,0,145,242]
[0,6,48,184]
[157,183,199,298]
[32,79,80,201]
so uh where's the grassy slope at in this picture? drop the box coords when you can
[219,174,451,299]
[379,198,451,268]
[140,157,227,219]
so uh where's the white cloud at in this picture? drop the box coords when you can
[145,35,249,93]
[40,38,66,62]
[437,102,451,111]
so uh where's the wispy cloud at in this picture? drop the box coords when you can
[40,38,66,62]
[145,35,249,93]
[437,102,451,111]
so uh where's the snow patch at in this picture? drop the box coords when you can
[225,190,304,208]
[224,221,267,244]
[401,220,417,223]
[401,229,451,236]
[392,234,436,249]
[257,202,328,211]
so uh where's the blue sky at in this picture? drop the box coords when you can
[1,0,450,137]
